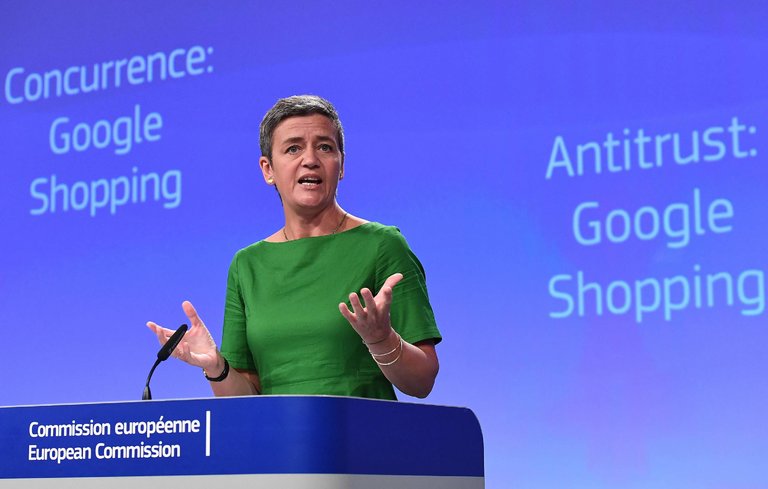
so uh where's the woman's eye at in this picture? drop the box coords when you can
[286,145,300,154]
[319,144,332,152]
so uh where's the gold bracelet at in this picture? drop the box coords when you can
[362,333,390,346]
[372,335,403,366]
[369,333,401,357]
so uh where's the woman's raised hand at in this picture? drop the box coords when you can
[147,301,219,371]
[339,272,403,344]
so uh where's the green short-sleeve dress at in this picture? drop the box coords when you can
[219,222,441,400]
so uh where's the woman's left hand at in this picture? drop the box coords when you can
[339,272,403,344]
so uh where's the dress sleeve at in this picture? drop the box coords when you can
[220,251,258,371]
[375,226,442,345]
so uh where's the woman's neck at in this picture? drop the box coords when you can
[282,204,348,240]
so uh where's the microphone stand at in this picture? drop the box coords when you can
[142,323,188,400]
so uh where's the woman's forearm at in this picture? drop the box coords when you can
[206,354,261,396]
[368,332,439,398]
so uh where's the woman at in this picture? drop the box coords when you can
[147,95,440,399]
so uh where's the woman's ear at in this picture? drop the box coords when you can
[259,156,275,185]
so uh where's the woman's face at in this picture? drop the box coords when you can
[260,113,344,214]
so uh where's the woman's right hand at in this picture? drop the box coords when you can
[147,301,220,372]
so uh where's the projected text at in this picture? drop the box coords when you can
[545,118,762,323]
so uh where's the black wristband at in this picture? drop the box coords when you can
[204,357,230,382]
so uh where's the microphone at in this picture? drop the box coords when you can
[142,324,188,400]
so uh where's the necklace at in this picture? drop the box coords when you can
[283,212,349,242]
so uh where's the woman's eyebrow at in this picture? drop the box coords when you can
[280,136,305,145]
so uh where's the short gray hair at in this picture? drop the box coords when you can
[259,95,345,160]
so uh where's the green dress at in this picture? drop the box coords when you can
[220,222,441,400]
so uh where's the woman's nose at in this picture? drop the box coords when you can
[302,148,320,167]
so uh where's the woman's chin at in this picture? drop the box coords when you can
[291,195,333,211]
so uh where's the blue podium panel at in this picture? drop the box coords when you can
[0,396,484,488]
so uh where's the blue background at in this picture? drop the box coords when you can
[1,2,767,487]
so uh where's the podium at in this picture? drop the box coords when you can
[0,396,484,488]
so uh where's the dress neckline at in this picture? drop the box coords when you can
[261,221,374,245]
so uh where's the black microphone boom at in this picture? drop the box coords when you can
[142,324,188,400]
[157,323,189,361]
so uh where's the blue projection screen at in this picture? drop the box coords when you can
[2,2,767,487]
